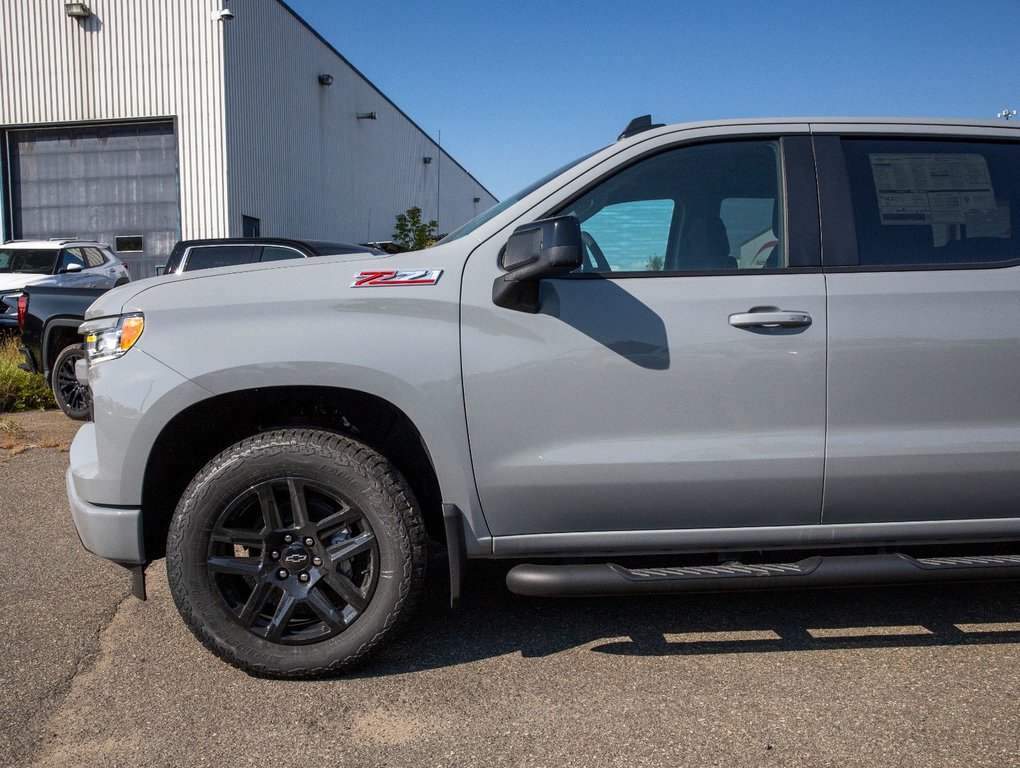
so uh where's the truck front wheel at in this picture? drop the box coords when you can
[166,429,427,678]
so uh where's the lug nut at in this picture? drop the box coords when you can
[269,550,280,560]
[312,556,323,567]
[298,573,310,583]
[283,535,293,544]
[277,568,289,580]
[303,537,314,546]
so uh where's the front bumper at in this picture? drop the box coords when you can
[66,466,145,564]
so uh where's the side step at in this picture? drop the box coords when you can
[506,554,1020,597]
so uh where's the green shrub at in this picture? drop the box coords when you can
[0,337,55,412]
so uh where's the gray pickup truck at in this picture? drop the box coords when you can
[67,116,1020,678]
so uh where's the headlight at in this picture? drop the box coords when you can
[80,313,145,364]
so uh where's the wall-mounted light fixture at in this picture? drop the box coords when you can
[209,7,234,21]
[356,112,377,120]
[423,157,433,165]
[64,2,92,18]
[318,74,334,86]
[473,197,481,203]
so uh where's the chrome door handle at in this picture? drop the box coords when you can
[729,310,812,329]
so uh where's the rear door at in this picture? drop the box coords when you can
[460,133,828,538]
[817,129,1020,523]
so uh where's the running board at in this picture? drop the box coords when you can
[505,554,1020,597]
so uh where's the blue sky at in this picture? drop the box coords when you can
[286,0,1019,201]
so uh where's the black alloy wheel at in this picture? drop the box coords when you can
[167,429,427,678]
[207,476,379,645]
[51,344,91,420]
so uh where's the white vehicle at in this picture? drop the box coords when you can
[0,238,131,328]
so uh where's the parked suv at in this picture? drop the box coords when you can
[67,117,1020,678]
[0,239,130,328]
[156,238,385,275]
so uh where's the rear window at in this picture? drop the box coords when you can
[843,138,1020,267]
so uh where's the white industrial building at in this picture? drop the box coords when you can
[0,0,497,277]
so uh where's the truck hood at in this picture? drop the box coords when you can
[0,273,48,293]
[84,248,413,320]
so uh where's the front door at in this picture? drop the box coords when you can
[461,137,827,537]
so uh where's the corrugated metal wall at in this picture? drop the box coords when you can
[7,122,180,277]
[1,0,496,254]
[223,0,497,243]
[0,0,228,241]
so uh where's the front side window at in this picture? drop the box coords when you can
[58,249,86,272]
[558,140,785,273]
[842,138,1020,267]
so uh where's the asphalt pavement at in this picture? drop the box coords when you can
[3,412,1020,767]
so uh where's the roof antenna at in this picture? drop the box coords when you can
[618,114,664,140]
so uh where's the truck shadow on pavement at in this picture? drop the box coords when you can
[362,557,1020,677]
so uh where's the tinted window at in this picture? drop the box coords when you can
[183,245,255,271]
[558,140,784,273]
[59,249,86,272]
[83,247,107,268]
[260,246,305,263]
[0,249,57,274]
[843,138,1020,267]
[116,235,143,252]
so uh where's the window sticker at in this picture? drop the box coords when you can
[869,153,999,226]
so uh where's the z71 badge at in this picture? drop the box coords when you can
[351,269,443,287]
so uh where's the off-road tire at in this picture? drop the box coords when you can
[166,429,427,678]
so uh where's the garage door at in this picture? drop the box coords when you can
[6,122,180,279]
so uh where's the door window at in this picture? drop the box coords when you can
[842,138,1020,267]
[260,246,305,262]
[558,140,785,273]
[58,249,86,272]
[183,245,254,271]
[82,247,108,268]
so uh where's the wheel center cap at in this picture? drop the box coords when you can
[280,544,312,571]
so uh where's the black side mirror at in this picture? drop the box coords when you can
[492,215,583,313]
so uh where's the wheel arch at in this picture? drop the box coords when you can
[42,318,85,376]
[140,385,444,560]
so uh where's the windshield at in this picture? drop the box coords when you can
[0,249,58,275]
[439,148,606,244]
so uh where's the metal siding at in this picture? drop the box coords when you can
[0,0,228,242]
[223,0,497,242]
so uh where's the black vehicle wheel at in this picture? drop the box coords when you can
[166,429,427,678]
[51,344,92,421]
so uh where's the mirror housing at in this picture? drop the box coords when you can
[492,216,583,313]
[60,262,84,274]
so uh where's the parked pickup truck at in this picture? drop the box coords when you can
[17,285,107,420]
[67,116,1020,678]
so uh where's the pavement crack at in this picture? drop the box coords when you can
[24,586,132,768]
